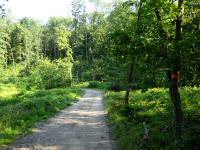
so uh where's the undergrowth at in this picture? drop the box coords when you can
[105,87,200,150]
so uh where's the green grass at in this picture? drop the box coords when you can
[0,83,83,147]
[105,87,200,150]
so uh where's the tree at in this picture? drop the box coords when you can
[55,25,72,58]
[107,1,141,104]
[10,23,31,66]
[20,18,43,63]
[71,0,86,60]
[170,0,184,135]
[0,18,10,69]
[42,17,72,60]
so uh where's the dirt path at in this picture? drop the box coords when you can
[5,89,117,150]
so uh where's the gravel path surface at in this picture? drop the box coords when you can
[4,89,117,150]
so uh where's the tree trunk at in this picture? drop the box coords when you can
[154,4,184,136]
[171,75,183,132]
[76,70,79,82]
[53,38,57,59]
[125,62,134,105]
[19,47,22,63]
[10,49,16,81]
[85,30,88,62]
[26,48,30,69]
[25,39,30,73]
[125,0,143,105]
[172,0,184,135]
[125,90,130,105]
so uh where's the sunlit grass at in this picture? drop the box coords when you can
[0,83,83,147]
[0,83,20,98]
[74,81,89,88]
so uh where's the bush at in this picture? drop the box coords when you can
[107,82,125,91]
[27,58,72,89]
[88,81,111,89]
[88,81,100,88]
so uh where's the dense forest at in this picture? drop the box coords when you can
[0,0,200,149]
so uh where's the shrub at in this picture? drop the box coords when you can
[88,81,100,88]
[88,81,111,89]
[27,58,72,89]
[107,82,125,91]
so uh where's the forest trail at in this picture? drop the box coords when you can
[6,89,117,150]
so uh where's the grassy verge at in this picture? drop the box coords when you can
[105,87,200,150]
[0,83,83,147]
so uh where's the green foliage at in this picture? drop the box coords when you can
[107,82,125,92]
[105,88,200,150]
[21,19,42,64]
[9,18,42,66]
[0,18,10,68]
[55,25,71,51]
[26,58,73,89]
[87,81,110,90]
[0,1,199,149]
[0,83,83,147]
[42,17,72,59]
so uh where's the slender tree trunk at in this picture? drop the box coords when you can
[5,52,7,69]
[171,75,183,132]
[125,90,130,105]
[124,0,143,105]
[26,48,30,69]
[172,0,184,135]
[19,47,22,63]
[25,39,30,73]
[154,5,183,136]
[76,70,79,82]
[53,38,57,59]
[85,30,88,62]
[44,41,47,56]
[10,49,16,81]
[125,62,134,105]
